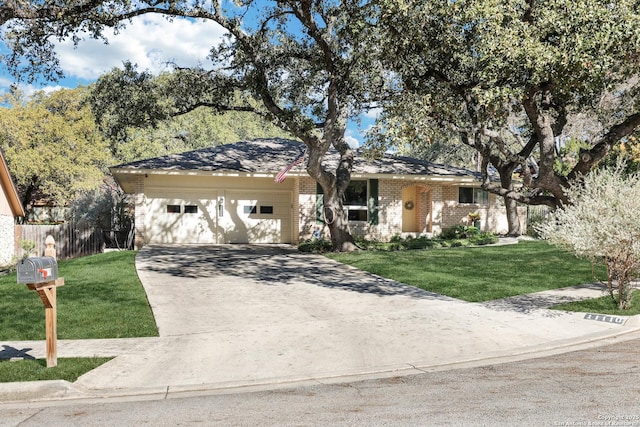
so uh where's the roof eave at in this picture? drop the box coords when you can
[111,167,482,185]
[0,152,25,217]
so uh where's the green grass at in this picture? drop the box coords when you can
[0,357,111,382]
[552,292,640,316]
[326,240,607,302]
[0,251,157,383]
[0,251,158,340]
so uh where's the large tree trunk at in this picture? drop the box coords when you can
[304,129,359,252]
[499,172,522,236]
[20,175,38,222]
[504,197,521,236]
[321,185,358,252]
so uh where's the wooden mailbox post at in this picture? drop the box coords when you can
[17,235,64,368]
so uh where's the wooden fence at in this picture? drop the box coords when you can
[527,205,552,223]
[15,224,104,260]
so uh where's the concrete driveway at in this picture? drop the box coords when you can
[58,244,637,396]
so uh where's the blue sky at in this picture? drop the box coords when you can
[0,15,375,147]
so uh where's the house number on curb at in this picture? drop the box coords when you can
[583,313,626,325]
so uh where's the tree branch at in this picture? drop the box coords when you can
[482,182,559,208]
[0,0,106,25]
[568,112,640,180]
[171,103,257,117]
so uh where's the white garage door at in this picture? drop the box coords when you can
[222,190,293,244]
[144,189,293,244]
[145,195,218,244]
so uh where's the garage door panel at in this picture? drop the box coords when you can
[246,220,282,243]
[143,188,292,245]
[225,191,292,244]
[145,197,218,244]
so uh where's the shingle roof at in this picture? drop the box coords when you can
[111,138,482,180]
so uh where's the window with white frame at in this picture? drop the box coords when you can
[316,179,378,225]
[343,180,368,221]
[458,187,488,205]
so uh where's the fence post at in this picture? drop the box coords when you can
[44,235,56,258]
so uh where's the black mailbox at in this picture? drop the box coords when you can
[17,257,59,284]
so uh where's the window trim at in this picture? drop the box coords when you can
[343,180,368,222]
[316,179,379,225]
[458,187,488,205]
[184,205,198,214]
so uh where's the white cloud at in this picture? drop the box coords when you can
[0,76,66,97]
[55,15,228,79]
[363,107,381,120]
[0,76,13,91]
[344,130,360,148]
[24,83,66,96]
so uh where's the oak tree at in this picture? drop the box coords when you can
[2,1,384,251]
[370,0,640,235]
[0,87,111,219]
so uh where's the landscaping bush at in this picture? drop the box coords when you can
[299,231,497,253]
[469,232,499,246]
[440,225,480,240]
[298,239,334,253]
[538,161,640,309]
[405,236,436,249]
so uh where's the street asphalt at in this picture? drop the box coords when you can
[1,242,639,404]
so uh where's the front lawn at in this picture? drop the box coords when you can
[326,240,607,302]
[552,293,640,316]
[0,251,158,340]
[0,251,157,383]
[0,357,112,383]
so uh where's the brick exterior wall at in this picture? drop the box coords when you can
[131,173,527,247]
[297,177,526,241]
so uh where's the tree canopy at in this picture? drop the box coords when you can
[5,1,639,244]
[112,104,294,164]
[93,66,294,164]
[370,0,640,213]
[0,87,111,218]
[2,0,385,250]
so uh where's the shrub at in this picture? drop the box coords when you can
[441,225,480,239]
[299,231,495,253]
[470,232,499,246]
[390,234,404,243]
[526,206,551,238]
[298,239,334,253]
[537,161,640,309]
[405,237,435,249]
[20,239,36,258]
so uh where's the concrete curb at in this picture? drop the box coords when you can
[0,380,88,403]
